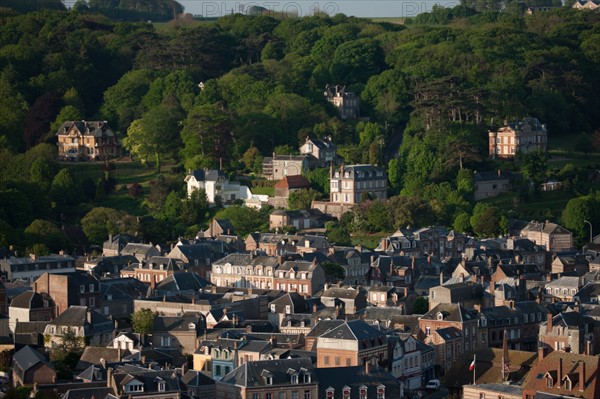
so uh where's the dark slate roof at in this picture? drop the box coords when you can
[62,387,113,399]
[112,364,182,393]
[152,314,204,333]
[220,357,315,387]
[49,306,113,334]
[321,286,362,299]
[10,291,48,309]
[155,271,211,294]
[305,319,345,338]
[315,365,400,399]
[436,326,463,340]
[420,303,478,323]
[181,370,215,387]
[13,345,51,373]
[57,120,116,138]
[474,170,516,182]
[15,321,49,334]
[320,320,385,342]
[76,347,129,372]
[186,169,225,182]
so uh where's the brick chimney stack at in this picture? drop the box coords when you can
[558,356,563,387]
[547,313,553,335]
[580,361,586,392]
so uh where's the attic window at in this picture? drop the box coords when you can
[291,373,299,384]
[303,372,311,383]
[266,375,273,385]
[359,385,368,399]
[158,381,166,392]
[546,376,553,388]
[342,387,351,399]
[326,387,335,398]
[564,378,571,391]
[437,312,444,321]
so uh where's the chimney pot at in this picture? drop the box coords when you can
[580,361,586,392]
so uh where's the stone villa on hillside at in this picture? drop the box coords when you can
[56,120,120,161]
[185,169,252,204]
[519,220,573,252]
[324,84,360,120]
[488,117,547,159]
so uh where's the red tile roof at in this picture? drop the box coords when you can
[523,351,600,398]
[274,175,311,189]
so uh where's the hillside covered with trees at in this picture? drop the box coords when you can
[1,3,600,252]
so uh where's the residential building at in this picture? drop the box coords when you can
[185,169,252,204]
[120,243,161,262]
[0,254,76,282]
[479,302,547,351]
[273,175,311,198]
[543,276,583,303]
[121,257,182,286]
[273,260,326,296]
[33,271,100,316]
[43,306,114,348]
[375,227,467,258]
[103,234,141,256]
[428,281,484,310]
[12,345,56,387]
[320,285,368,315]
[538,311,597,355]
[216,357,317,399]
[329,164,387,205]
[211,254,278,289]
[488,117,547,159]
[300,136,338,166]
[262,154,311,181]
[181,370,216,398]
[152,313,205,355]
[244,233,333,257]
[107,364,185,399]
[418,303,480,371]
[8,291,53,333]
[269,209,328,232]
[56,120,120,161]
[519,220,573,252]
[522,351,600,399]
[474,170,515,200]
[316,363,401,399]
[324,84,360,119]
[551,255,589,275]
[390,334,422,390]
[573,0,600,10]
[316,319,388,368]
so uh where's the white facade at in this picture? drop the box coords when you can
[185,170,253,204]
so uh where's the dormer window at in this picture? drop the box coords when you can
[188,322,196,330]
[437,312,444,321]
[546,375,553,388]
[303,372,311,383]
[563,377,571,391]
[377,384,385,399]
[291,374,298,384]
[359,385,368,399]
[342,386,351,399]
[157,381,166,392]
[270,304,276,313]
[326,387,335,398]
[266,375,273,385]
[80,285,85,293]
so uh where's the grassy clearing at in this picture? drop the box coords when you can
[547,133,600,168]
[371,17,405,24]
[251,186,275,196]
[351,231,389,250]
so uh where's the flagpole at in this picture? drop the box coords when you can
[473,354,476,385]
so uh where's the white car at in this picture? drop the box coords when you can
[425,379,441,390]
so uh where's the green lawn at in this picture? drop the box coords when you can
[547,133,600,168]
[350,232,389,250]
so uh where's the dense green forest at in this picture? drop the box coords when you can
[1,4,600,252]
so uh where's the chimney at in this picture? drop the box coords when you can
[365,359,370,374]
[538,345,546,362]
[312,303,317,313]
[440,271,444,286]
[547,313,553,334]
[558,356,563,386]
[580,361,586,392]
[106,367,113,388]
[100,357,107,369]
[87,309,93,325]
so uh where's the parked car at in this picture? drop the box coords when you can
[425,379,441,390]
